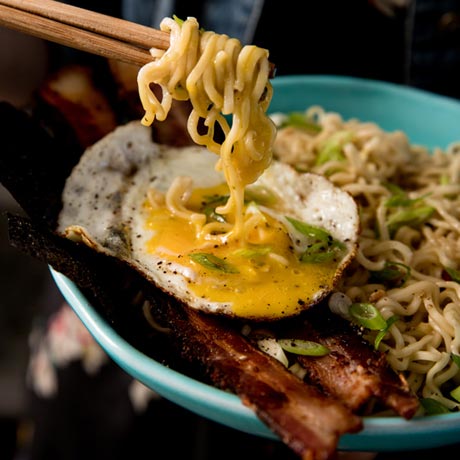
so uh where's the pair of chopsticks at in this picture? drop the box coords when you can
[0,0,170,67]
[0,0,276,76]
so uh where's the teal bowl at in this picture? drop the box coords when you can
[52,75,460,452]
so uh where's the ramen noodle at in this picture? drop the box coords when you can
[137,16,276,243]
[272,106,460,410]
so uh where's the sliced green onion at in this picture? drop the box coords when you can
[383,182,435,234]
[420,398,451,415]
[451,353,460,368]
[278,339,330,356]
[201,194,228,223]
[445,267,460,284]
[374,315,399,350]
[450,385,460,403]
[300,243,339,264]
[173,15,205,32]
[440,174,450,185]
[387,206,435,234]
[386,194,431,208]
[349,303,387,330]
[172,15,184,25]
[316,130,352,166]
[384,182,405,196]
[285,216,346,264]
[258,338,289,367]
[233,245,271,258]
[285,216,331,242]
[384,183,431,205]
[244,185,278,206]
[189,253,239,274]
[280,112,322,133]
[369,261,411,287]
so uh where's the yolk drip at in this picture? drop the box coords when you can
[144,183,337,319]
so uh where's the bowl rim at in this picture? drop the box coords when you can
[271,73,460,107]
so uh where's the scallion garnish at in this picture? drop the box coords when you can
[201,194,228,223]
[450,385,460,403]
[285,216,331,241]
[280,112,322,133]
[258,338,289,367]
[384,183,430,207]
[316,130,352,166]
[420,397,451,415]
[172,15,184,25]
[386,206,435,235]
[244,185,278,206]
[285,216,346,264]
[374,315,399,350]
[278,339,330,356]
[189,253,239,273]
[349,302,399,350]
[349,303,387,330]
[383,183,435,235]
[369,261,411,287]
[385,195,420,208]
[451,353,460,368]
[445,267,460,284]
[233,245,271,258]
[440,174,450,185]
[173,15,205,31]
[384,182,405,195]
[300,241,345,264]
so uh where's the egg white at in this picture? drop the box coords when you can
[58,121,359,318]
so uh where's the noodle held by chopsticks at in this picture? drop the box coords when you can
[137,16,276,243]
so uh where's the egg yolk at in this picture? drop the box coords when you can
[144,183,338,319]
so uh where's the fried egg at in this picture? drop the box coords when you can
[57,121,359,320]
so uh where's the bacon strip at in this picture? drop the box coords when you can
[151,297,363,460]
[277,309,419,419]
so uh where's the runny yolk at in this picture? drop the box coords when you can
[144,183,338,319]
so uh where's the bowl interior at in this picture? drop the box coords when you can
[52,75,460,452]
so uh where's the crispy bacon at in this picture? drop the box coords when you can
[270,310,419,419]
[150,295,363,460]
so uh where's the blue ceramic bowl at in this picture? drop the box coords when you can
[51,75,460,452]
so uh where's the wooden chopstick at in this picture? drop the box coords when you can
[0,0,169,67]
[0,0,276,75]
